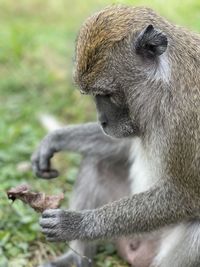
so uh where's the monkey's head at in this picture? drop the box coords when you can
[74,6,169,138]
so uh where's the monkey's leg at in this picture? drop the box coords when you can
[152,221,200,267]
[40,241,95,267]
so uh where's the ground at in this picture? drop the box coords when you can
[0,0,200,266]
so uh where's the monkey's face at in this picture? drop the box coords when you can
[74,7,168,138]
[94,94,139,138]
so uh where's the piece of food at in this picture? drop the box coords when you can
[7,184,64,212]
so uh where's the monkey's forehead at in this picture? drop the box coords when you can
[74,5,160,91]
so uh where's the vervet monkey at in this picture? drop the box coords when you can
[32,5,200,267]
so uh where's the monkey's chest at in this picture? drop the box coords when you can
[129,138,160,194]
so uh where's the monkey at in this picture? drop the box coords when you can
[32,5,200,267]
[32,122,160,267]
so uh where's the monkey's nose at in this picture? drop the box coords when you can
[99,114,108,128]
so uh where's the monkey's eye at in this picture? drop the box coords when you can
[93,93,112,98]
[104,94,112,98]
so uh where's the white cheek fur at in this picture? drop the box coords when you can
[147,53,171,84]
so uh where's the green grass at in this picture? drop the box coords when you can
[0,0,200,266]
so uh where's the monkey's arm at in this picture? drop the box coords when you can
[40,180,196,241]
[31,122,125,179]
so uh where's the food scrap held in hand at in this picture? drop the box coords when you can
[7,184,64,212]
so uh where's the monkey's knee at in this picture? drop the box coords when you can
[116,236,159,267]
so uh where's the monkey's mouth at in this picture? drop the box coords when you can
[101,122,107,129]
[98,113,108,129]
[100,123,109,135]
[100,122,115,137]
[101,120,140,139]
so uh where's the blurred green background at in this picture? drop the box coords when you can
[0,0,200,266]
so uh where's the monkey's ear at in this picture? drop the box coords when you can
[135,25,168,58]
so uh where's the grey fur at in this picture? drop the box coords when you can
[31,122,129,178]
[33,5,200,267]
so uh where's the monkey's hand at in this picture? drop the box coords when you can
[31,135,59,179]
[39,209,89,242]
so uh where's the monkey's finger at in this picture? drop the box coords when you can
[32,158,59,178]
[36,169,59,179]
[43,231,61,242]
[46,233,66,242]
[31,152,43,172]
[41,227,58,236]
[39,151,54,172]
[40,217,58,228]
[31,157,40,175]
[42,209,60,218]
[31,156,55,179]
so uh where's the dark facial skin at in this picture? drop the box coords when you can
[94,95,139,138]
